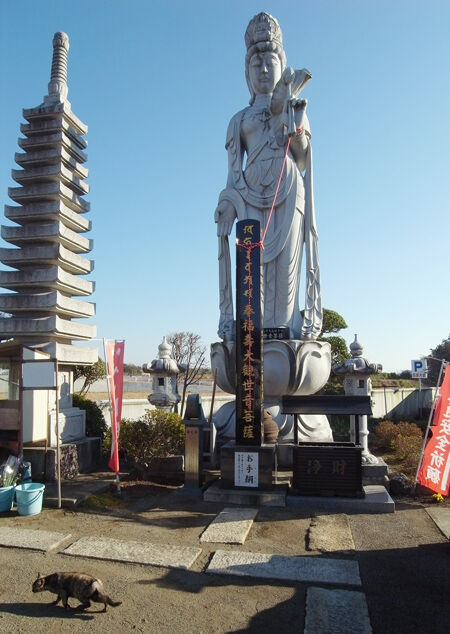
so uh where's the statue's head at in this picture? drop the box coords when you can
[245,12,286,103]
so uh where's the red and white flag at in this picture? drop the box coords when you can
[417,365,450,496]
[105,340,125,475]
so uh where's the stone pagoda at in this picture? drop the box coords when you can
[0,32,96,365]
[0,32,98,468]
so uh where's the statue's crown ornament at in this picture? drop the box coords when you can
[245,12,283,51]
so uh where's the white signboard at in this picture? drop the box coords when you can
[411,359,427,379]
[234,451,259,487]
[22,361,56,388]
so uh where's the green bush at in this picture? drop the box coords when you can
[392,432,423,461]
[374,420,398,448]
[103,409,184,471]
[73,393,108,441]
[374,420,423,475]
[374,420,423,451]
[103,427,112,457]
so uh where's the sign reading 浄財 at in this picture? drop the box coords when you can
[234,451,259,487]
[411,359,427,379]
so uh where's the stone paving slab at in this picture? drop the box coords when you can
[0,527,72,552]
[63,536,202,570]
[425,506,450,539]
[204,481,287,506]
[307,514,355,553]
[287,485,394,514]
[304,587,372,633]
[206,550,361,586]
[200,507,258,544]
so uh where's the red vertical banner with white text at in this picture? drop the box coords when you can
[106,340,125,475]
[417,365,450,496]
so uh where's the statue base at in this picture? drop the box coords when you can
[211,337,333,446]
[214,401,332,447]
[211,338,332,397]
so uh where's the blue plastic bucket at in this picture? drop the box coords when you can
[0,485,15,512]
[15,483,45,516]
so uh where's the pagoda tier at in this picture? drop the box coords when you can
[0,32,96,365]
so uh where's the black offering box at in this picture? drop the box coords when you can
[291,442,364,497]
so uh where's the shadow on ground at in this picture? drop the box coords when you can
[0,601,95,621]
[358,540,450,634]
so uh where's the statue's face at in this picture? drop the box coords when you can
[248,51,282,95]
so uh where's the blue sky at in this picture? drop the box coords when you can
[0,0,449,372]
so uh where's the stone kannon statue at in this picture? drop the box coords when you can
[211,12,332,443]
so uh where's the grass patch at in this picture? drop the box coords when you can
[81,491,128,509]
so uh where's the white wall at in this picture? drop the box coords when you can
[371,387,436,420]
[97,389,435,426]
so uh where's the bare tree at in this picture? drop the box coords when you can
[167,331,207,414]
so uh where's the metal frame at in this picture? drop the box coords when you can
[281,395,372,446]
[21,356,60,508]
[0,343,62,508]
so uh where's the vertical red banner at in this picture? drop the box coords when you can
[417,365,450,495]
[106,340,125,475]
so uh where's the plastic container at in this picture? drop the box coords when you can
[0,485,15,512]
[22,462,32,483]
[15,482,45,516]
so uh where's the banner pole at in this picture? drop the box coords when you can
[415,358,446,485]
[104,339,120,494]
[55,359,61,509]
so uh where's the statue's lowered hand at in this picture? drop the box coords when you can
[215,199,236,236]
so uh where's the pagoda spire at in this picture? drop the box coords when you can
[45,31,69,104]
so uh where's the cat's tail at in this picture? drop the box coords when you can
[92,588,122,609]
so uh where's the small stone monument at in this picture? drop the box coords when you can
[333,335,382,464]
[142,338,181,411]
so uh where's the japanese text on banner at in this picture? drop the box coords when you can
[417,365,450,495]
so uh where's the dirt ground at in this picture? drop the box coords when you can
[0,480,449,634]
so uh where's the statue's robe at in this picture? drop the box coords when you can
[217,107,321,341]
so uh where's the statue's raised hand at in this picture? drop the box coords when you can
[215,199,236,236]
[270,67,311,116]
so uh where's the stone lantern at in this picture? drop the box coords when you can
[142,338,181,411]
[333,334,382,464]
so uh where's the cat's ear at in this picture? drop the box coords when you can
[36,572,41,578]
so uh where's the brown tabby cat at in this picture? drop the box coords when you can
[32,572,122,612]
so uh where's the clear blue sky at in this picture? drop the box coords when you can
[0,0,449,372]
